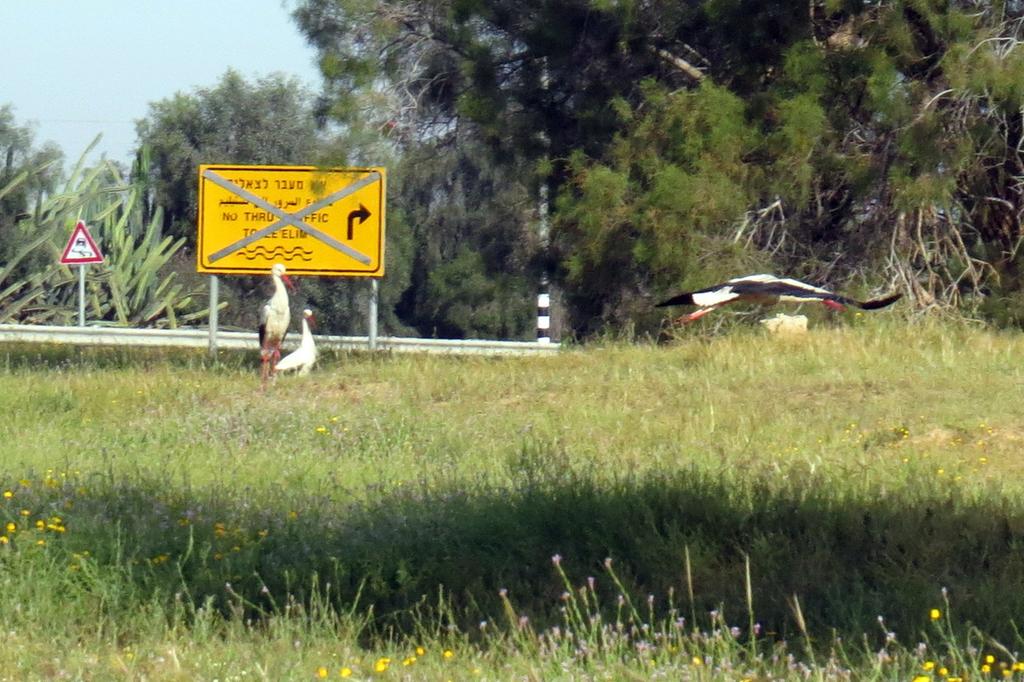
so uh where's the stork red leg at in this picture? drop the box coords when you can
[821,299,846,312]
[260,345,277,382]
[677,307,714,324]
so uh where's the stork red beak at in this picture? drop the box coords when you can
[282,274,296,292]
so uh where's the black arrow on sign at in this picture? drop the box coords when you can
[347,204,371,240]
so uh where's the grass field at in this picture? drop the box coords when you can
[2,317,1024,680]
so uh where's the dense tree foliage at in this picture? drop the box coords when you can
[0,106,63,270]
[389,139,537,338]
[292,0,1024,336]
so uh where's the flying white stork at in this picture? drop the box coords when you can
[258,263,295,380]
[275,308,317,376]
[656,274,902,324]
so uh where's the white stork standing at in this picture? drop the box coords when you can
[275,308,317,376]
[258,263,295,380]
[656,274,902,324]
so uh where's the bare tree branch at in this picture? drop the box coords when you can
[651,47,705,83]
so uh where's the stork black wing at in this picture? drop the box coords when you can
[853,293,902,310]
[258,303,269,348]
[655,292,697,307]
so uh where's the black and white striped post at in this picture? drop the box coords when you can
[536,162,553,344]
[537,288,551,344]
[536,60,554,345]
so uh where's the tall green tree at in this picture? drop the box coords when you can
[135,70,324,247]
[706,1,1024,321]
[0,105,63,265]
[391,138,537,339]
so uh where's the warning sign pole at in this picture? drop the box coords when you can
[77,265,86,327]
[59,220,105,327]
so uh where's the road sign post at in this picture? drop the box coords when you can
[208,275,219,357]
[78,266,85,327]
[59,220,104,327]
[369,279,379,350]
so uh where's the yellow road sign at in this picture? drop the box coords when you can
[197,164,386,276]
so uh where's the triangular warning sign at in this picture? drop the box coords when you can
[60,220,104,265]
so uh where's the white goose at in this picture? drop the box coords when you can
[275,308,317,376]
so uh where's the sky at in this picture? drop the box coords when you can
[0,1,323,167]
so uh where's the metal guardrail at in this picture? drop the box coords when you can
[0,323,560,356]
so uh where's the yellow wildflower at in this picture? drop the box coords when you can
[5,522,15,533]
[316,666,329,679]
[340,668,353,678]
[415,646,425,656]
[443,649,454,660]
[3,490,11,499]
[986,655,995,664]
[0,536,8,545]
[924,661,936,671]
[374,657,390,673]
[691,656,703,666]
[930,609,941,620]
